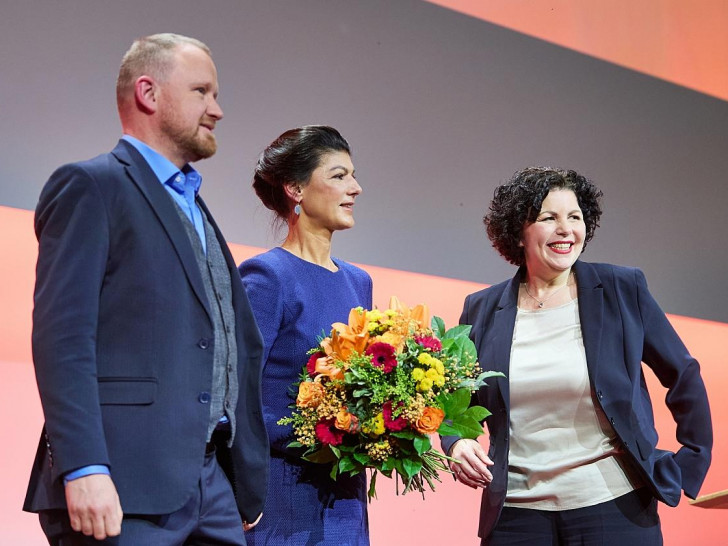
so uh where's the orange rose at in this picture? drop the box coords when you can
[334,408,360,433]
[414,407,445,434]
[296,380,325,408]
[314,355,345,381]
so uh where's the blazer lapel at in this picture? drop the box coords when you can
[111,140,212,319]
[574,260,604,384]
[486,272,521,409]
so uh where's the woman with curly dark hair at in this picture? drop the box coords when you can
[442,167,712,545]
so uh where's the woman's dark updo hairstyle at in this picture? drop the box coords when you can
[252,125,351,220]
[484,167,603,266]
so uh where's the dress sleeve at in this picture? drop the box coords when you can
[239,255,295,451]
[636,268,713,498]
[238,256,284,377]
[363,269,373,309]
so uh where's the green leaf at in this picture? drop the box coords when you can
[413,435,431,455]
[352,388,372,398]
[302,446,337,464]
[395,441,416,456]
[440,388,471,417]
[287,441,303,448]
[393,458,406,479]
[438,415,485,439]
[463,405,491,422]
[402,457,423,479]
[442,324,472,340]
[431,315,446,338]
[478,370,506,380]
[353,452,371,465]
[339,457,357,474]
[456,369,505,390]
[437,423,459,436]
[368,470,378,500]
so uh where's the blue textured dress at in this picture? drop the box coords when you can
[239,247,372,546]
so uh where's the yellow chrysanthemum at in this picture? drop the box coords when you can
[412,368,425,381]
[418,353,433,366]
[417,378,434,392]
[363,412,385,436]
[367,309,384,322]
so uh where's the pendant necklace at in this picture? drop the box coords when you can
[523,274,572,308]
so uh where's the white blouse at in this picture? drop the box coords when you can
[504,299,640,510]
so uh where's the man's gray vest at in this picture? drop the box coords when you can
[174,202,239,444]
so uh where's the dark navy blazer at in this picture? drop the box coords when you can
[442,260,712,539]
[24,140,269,523]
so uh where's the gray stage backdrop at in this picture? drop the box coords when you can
[1,0,727,322]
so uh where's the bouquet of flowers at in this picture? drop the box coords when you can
[278,296,503,499]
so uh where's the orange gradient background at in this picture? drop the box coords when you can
[426,0,728,102]
[2,204,726,544]
[3,1,728,543]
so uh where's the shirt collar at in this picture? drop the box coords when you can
[122,135,202,194]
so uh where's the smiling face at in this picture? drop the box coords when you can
[520,189,585,279]
[298,151,361,234]
[157,44,223,167]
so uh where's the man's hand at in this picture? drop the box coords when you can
[450,439,494,489]
[65,474,123,540]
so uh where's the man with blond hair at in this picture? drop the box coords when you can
[24,33,268,545]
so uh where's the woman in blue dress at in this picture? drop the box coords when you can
[239,126,371,545]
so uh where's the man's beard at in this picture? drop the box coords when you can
[160,109,217,164]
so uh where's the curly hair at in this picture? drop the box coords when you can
[484,167,603,266]
[252,125,351,222]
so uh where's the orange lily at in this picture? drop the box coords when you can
[388,296,430,331]
[329,307,370,360]
[314,354,345,381]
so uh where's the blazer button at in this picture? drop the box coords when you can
[597,390,603,400]
[198,338,210,349]
[199,392,211,404]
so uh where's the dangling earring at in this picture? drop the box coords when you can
[294,203,301,216]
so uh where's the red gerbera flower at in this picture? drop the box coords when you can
[382,401,408,431]
[315,419,345,446]
[415,335,442,352]
[306,351,325,377]
[365,342,397,373]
